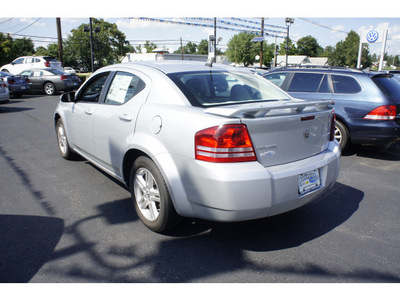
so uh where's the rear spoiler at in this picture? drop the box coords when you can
[205,100,334,118]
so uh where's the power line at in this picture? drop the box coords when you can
[298,18,349,34]
[14,18,41,34]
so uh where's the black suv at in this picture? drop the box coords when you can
[262,67,400,149]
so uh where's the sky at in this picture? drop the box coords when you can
[1,0,400,57]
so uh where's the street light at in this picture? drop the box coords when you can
[84,18,101,73]
[285,17,294,67]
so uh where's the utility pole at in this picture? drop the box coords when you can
[260,17,264,68]
[214,17,217,63]
[56,18,64,67]
[89,18,94,73]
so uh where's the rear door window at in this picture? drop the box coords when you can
[331,75,362,94]
[288,72,325,92]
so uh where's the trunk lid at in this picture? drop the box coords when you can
[205,99,334,167]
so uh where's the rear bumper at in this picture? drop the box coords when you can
[347,118,400,145]
[172,141,341,222]
[9,84,32,95]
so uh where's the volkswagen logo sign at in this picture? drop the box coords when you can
[366,30,379,43]
[303,130,310,139]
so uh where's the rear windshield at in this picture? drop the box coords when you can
[168,70,290,107]
[43,56,59,62]
[372,75,400,99]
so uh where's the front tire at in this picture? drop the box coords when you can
[130,156,180,232]
[56,119,75,160]
[44,82,56,95]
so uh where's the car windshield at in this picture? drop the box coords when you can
[168,70,291,107]
[372,74,400,100]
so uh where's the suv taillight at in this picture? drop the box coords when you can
[329,112,336,142]
[195,124,257,163]
[44,61,50,67]
[363,105,396,120]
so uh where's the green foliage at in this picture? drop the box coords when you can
[226,32,259,66]
[63,18,132,71]
[278,37,297,55]
[296,35,323,57]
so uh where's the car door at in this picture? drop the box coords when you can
[286,72,333,102]
[65,72,111,159]
[91,70,150,177]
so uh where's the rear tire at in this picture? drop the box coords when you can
[130,156,180,232]
[335,120,349,150]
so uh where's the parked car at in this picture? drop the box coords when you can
[54,61,340,232]
[0,78,10,104]
[64,67,76,75]
[1,56,63,75]
[19,69,81,95]
[0,71,32,97]
[262,67,400,149]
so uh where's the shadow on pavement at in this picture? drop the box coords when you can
[0,215,64,283]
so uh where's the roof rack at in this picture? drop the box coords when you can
[272,65,365,73]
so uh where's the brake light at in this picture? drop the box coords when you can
[60,75,67,80]
[195,124,257,163]
[364,105,396,120]
[26,78,30,83]
[329,112,336,142]
[0,83,6,88]
[44,61,50,67]
[8,78,15,84]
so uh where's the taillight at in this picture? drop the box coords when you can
[363,105,396,120]
[60,75,67,80]
[329,112,336,142]
[26,78,30,83]
[8,78,15,84]
[195,124,257,163]
[44,61,50,67]
[0,83,6,88]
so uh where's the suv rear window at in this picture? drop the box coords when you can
[371,75,400,99]
[331,75,362,94]
[43,56,58,62]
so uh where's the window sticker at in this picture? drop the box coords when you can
[107,74,133,104]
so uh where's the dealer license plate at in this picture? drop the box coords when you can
[298,169,321,194]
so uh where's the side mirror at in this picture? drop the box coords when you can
[60,91,76,103]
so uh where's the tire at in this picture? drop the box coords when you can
[44,82,56,95]
[56,119,76,160]
[335,120,349,150]
[130,156,180,232]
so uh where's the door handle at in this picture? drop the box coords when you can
[118,114,132,122]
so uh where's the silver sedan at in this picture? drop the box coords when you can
[54,61,341,232]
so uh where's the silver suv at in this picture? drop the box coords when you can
[1,56,63,75]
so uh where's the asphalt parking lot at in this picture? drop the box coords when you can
[0,94,399,284]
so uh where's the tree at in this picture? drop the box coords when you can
[296,35,323,57]
[278,37,297,55]
[226,32,259,66]
[174,41,197,54]
[63,18,132,70]
[0,34,13,66]
[136,41,157,53]
[332,30,360,67]
[197,39,209,55]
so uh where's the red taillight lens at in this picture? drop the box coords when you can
[60,75,67,80]
[329,112,336,142]
[364,105,396,120]
[195,124,257,163]
[8,78,15,84]
[26,78,30,83]
[44,61,50,67]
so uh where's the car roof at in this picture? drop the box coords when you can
[113,61,237,75]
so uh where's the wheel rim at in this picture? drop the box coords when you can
[45,84,54,95]
[57,123,67,155]
[334,125,342,145]
[134,168,161,221]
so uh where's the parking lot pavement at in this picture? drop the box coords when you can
[0,94,399,284]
